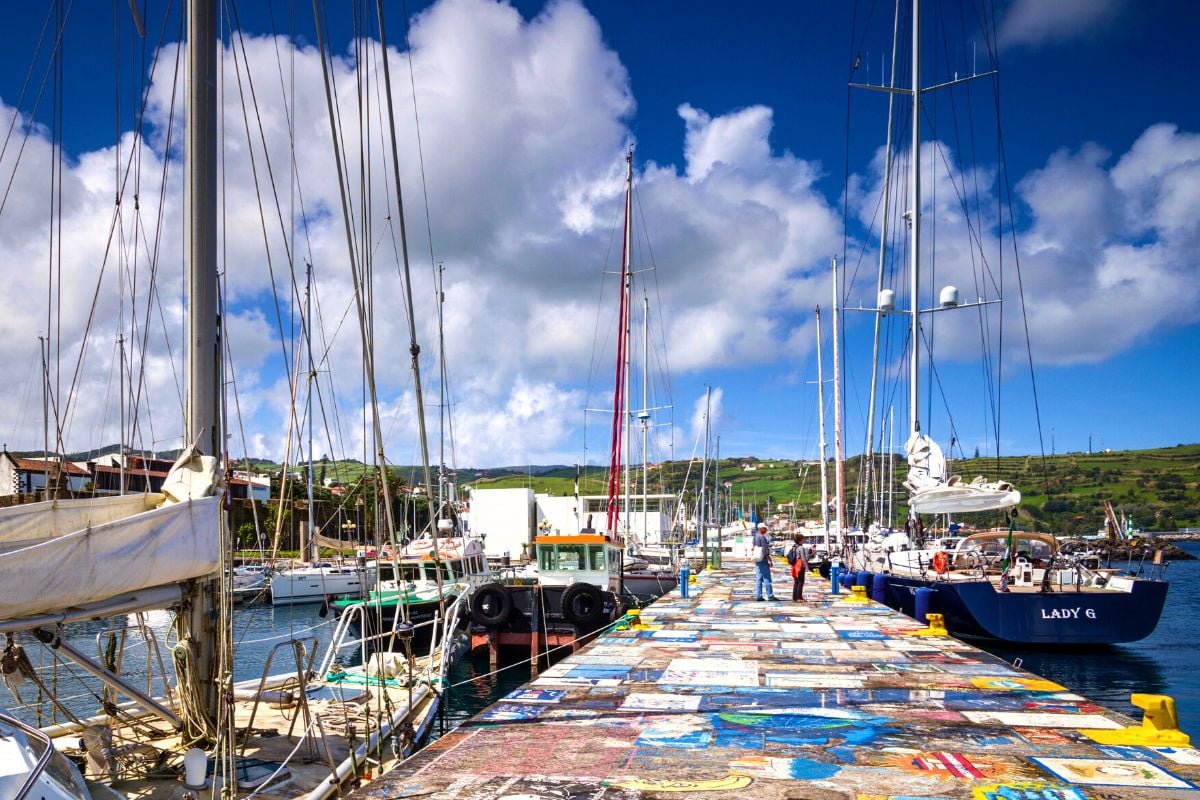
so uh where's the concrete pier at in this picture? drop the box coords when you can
[357,562,1199,799]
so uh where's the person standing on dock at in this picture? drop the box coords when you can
[786,533,807,601]
[752,523,779,601]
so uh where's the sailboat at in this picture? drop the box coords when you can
[0,2,460,796]
[847,0,1168,645]
[598,150,681,596]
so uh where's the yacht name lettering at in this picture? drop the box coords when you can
[1040,607,1097,620]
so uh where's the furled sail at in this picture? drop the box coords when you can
[0,449,221,623]
[904,433,1020,514]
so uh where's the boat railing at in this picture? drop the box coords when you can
[318,602,445,678]
[1,709,62,800]
[239,637,328,765]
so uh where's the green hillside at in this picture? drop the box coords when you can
[466,444,1200,536]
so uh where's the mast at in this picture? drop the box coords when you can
[373,0,442,604]
[814,307,830,553]
[40,335,49,501]
[622,154,633,545]
[183,0,220,736]
[831,258,846,549]
[698,385,711,566]
[908,0,922,439]
[605,151,632,538]
[713,434,721,568]
[640,295,649,548]
[118,333,126,494]
[305,261,315,559]
[862,0,903,525]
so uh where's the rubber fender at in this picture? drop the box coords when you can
[561,582,607,628]
[469,582,512,628]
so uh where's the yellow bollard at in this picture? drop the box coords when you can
[1082,694,1191,746]
[912,613,949,636]
[843,585,869,603]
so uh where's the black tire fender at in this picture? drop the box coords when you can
[470,582,512,628]
[561,582,606,628]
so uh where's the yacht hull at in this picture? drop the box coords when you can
[880,574,1169,645]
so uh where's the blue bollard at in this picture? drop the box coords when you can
[871,573,889,604]
[915,586,935,624]
[830,565,841,594]
[679,562,690,599]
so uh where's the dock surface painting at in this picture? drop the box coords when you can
[358,565,1198,799]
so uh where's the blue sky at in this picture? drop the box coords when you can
[0,0,1197,469]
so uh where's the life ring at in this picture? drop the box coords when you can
[932,551,950,575]
[561,583,607,629]
[469,583,512,628]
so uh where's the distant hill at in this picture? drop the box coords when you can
[20,443,1199,535]
[464,444,1200,537]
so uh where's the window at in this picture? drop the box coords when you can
[588,545,606,570]
[554,544,586,570]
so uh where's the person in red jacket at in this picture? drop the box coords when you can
[786,533,808,601]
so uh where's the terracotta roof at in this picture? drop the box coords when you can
[4,454,89,476]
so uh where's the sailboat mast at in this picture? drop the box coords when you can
[831,258,846,546]
[862,0,903,524]
[119,333,126,494]
[305,261,315,556]
[815,306,830,551]
[605,152,632,537]
[698,385,711,564]
[183,0,219,734]
[622,154,633,544]
[641,295,649,547]
[908,0,922,438]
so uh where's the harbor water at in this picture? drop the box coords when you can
[8,543,1198,743]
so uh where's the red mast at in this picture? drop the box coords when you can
[606,152,633,536]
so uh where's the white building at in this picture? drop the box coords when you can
[0,451,90,496]
[468,487,675,559]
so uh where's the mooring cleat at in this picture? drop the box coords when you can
[912,613,949,636]
[843,585,870,603]
[1082,694,1191,746]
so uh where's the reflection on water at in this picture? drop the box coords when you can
[438,648,531,738]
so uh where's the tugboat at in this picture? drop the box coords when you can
[468,528,624,653]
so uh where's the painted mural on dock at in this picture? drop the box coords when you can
[357,567,1200,799]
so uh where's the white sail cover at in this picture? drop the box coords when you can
[904,433,1021,514]
[0,450,221,622]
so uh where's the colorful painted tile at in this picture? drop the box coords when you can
[971,783,1087,800]
[1031,756,1197,789]
[619,692,702,712]
[970,676,1066,692]
[502,688,567,704]
[962,711,1122,728]
[1153,747,1200,765]
[837,629,889,640]
[658,657,760,687]
[476,703,547,722]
